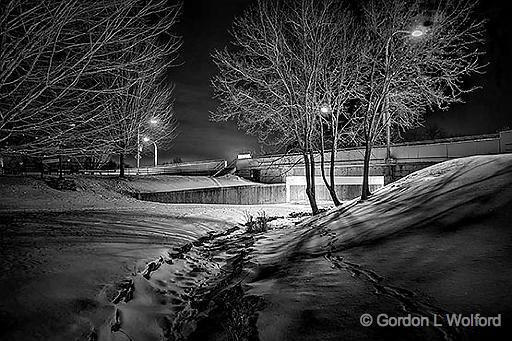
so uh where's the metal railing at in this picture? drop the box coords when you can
[80,159,228,176]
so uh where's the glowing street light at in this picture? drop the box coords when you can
[136,118,159,170]
[383,26,428,164]
[411,29,424,37]
[318,105,332,156]
[142,136,158,167]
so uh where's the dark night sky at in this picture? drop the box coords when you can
[162,0,512,163]
[166,0,258,162]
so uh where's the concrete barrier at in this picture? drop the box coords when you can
[285,175,384,202]
[138,183,286,204]
[500,130,512,153]
[137,176,376,204]
[235,131,510,184]
[288,184,382,202]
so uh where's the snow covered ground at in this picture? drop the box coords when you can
[0,174,256,212]
[248,155,512,341]
[0,175,310,341]
[1,155,511,341]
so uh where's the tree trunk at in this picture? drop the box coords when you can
[329,114,341,206]
[361,141,372,200]
[303,152,319,215]
[329,143,341,206]
[119,152,125,178]
[319,131,341,206]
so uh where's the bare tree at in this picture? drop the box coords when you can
[355,0,486,200]
[314,9,365,206]
[213,0,356,214]
[100,69,178,177]
[0,0,181,160]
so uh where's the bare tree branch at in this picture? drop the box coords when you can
[0,0,181,160]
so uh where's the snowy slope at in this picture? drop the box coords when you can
[248,155,512,341]
[0,174,255,211]
[4,155,510,341]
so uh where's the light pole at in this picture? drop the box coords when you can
[143,137,158,167]
[136,129,141,169]
[319,105,330,141]
[136,118,158,171]
[383,27,425,164]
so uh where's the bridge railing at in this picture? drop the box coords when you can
[237,132,507,171]
[80,159,228,176]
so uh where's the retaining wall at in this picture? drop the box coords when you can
[289,184,382,202]
[138,184,286,204]
[137,179,377,204]
[236,132,511,185]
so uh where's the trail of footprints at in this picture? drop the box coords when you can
[324,253,462,341]
[91,225,254,341]
[90,217,464,341]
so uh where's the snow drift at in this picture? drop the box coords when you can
[248,155,512,341]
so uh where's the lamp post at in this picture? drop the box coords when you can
[136,118,158,171]
[136,129,141,169]
[319,105,330,137]
[319,105,331,131]
[319,104,331,171]
[383,27,425,164]
[143,136,158,167]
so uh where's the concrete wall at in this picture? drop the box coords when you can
[252,164,387,184]
[136,178,377,205]
[236,132,510,185]
[289,184,382,202]
[384,162,436,184]
[237,134,504,174]
[137,132,511,205]
[500,130,512,153]
[138,184,286,205]
[285,175,384,201]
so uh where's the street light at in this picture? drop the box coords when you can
[411,29,424,37]
[318,105,332,163]
[383,27,426,164]
[136,118,158,170]
[143,136,158,167]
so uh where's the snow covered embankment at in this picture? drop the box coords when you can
[248,155,512,341]
[254,155,512,258]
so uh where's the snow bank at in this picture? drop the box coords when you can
[252,155,512,260]
[248,154,512,341]
[0,173,312,341]
[0,174,255,212]
[107,174,255,193]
